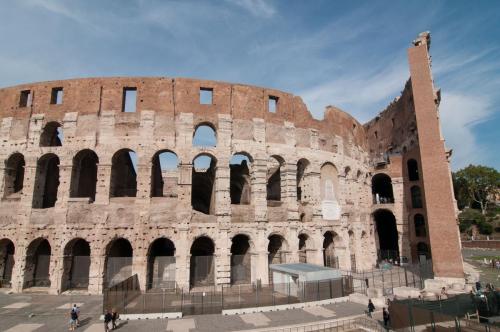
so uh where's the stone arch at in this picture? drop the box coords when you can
[372,173,394,204]
[230,234,251,284]
[268,233,287,264]
[373,209,399,262]
[320,163,340,220]
[3,152,25,198]
[151,150,179,197]
[230,153,252,205]
[344,166,352,178]
[407,159,419,181]
[104,237,133,287]
[296,158,311,202]
[61,238,90,291]
[70,149,98,201]
[190,236,215,287]
[414,214,427,237]
[298,233,311,263]
[411,185,423,208]
[267,155,284,202]
[40,121,62,147]
[23,238,51,288]
[193,122,217,147]
[0,238,15,288]
[323,231,341,268]
[32,153,60,209]
[192,153,217,214]
[147,237,176,289]
[110,149,137,198]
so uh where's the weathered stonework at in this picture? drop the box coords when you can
[0,32,463,294]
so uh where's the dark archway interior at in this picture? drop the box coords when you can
[414,214,427,237]
[70,150,98,201]
[110,150,137,198]
[298,234,308,263]
[407,159,419,181]
[40,122,62,147]
[63,239,90,290]
[192,156,216,214]
[148,238,176,289]
[374,210,399,260]
[108,238,133,257]
[4,153,25,197]
[230,159,250,204]
[323,232,338,268]
[371,173,394,203]
[106,238,133,287]
[417,242,430,258]
[190,236,215,287]
[231,235,251,284]
[267,169,281,202]
[0,239,15,286]
[32,154,60,209]
[411,186,423,208]
[268,235,285,264]
[296,159,309,202]
[24,239,51,288]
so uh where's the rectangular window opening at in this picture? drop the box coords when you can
[200,88,213,105]
[50,87,64,105]
[268,96,278,113]
[122,87,137,113]
[19,90,32,107]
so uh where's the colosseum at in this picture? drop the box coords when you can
[0,32,463,295]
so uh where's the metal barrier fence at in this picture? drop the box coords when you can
[260,316,386,332]
[103,275,353,316]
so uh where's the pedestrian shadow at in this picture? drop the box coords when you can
[114,321,128,330]
[79,317,92,327]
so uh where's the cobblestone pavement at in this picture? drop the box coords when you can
[0,292,367,332]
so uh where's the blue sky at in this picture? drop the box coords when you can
[0,0,498,170]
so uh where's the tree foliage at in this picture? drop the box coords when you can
[453,165,500,214]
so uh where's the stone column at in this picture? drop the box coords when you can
[55,163,72,208]
[287,225,299,263]
[283,162,299,223]
[94,163,111,205]
[252,157,268,223]
[253,224,269,284]
[19,159,38,209]
[215,227,230,287]
[175,226,190,290]
[88,255,105,294]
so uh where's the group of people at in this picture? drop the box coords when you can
[367,299,390,328]
[103,308,120,331]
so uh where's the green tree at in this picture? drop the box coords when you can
[453,165,500,214]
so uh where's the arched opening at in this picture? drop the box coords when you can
[411,186,423,208]
[24,238,51,288]
[320,163,340,220]
[192,154,217,214]
[323,231,340,268]
[414,214,427,237]
[407,159,419,181]
[0,239,15,288]
[105,238,133,287]
[32,154,60,208]
[190,236,215,288]
[267,156,284,202]
[296,159,310,202]
[349,230,356,272]
[3,153,25,198]
[70,150,98,201]
[230,234,251,285]
[40,121,63,147]
[298,234,308,263]
[151,151,179,197]
[374,209,399,262]
[147,238,176,290]
[230,154,251,205]
[110,149,137,198]
[193,124,217,147]
[372,173,394,204]
[268,234,286,265]
[62,238,90,291]
[417,242,430,260]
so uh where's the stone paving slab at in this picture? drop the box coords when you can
[4,324,44,332]
[239,313,271,327]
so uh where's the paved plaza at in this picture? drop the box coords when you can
[0,292,369,331]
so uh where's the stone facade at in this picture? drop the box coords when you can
[0,32,463,294]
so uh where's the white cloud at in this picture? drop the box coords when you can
[226,0,276,18]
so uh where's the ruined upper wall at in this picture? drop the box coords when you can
[0,77,367,149]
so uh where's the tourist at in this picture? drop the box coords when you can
[69,309,78,331]
[367,299,375,317]
[104,309,113,332]
[111,308,119,330]
[440,287,447,299]
[71,304,80,327]
[382,307,390,327]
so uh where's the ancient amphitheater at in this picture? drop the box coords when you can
[0,33,463,295]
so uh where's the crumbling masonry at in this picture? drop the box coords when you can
[0,32,464,294]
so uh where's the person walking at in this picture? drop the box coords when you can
[111,308,119,330]
[104,309,113,332]
[383,307,390,328]
[367,299,375,317]
[71,304,80,327]
[69,309,78,331]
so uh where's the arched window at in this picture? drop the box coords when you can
[70,150,98,201]
[193,124,216,147]
[296,159,310,202]
[0,238,15,287]
[3,153,25,197]
[298,234,309,263]
[105,238,133,287]
[147,238,176,289]
[61,238,90,291]
[24,238,51,288]
[110,149,137,198]
[230,153,251,205]
[32,154,60,208]
[192,154,216,214]
[320,163,340,220]
[417,242,430,260]
[414,214,426,237]
[407,159,419,181]
[411,186,423,208]
[267,156,284,202]
[373,209,399,262]
[231,234,251,284]
[40,122,63,147]
[151,151,179,197]
[372,173,394,204]
[190,236,215,287]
